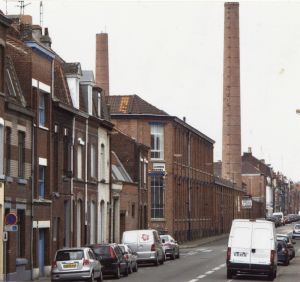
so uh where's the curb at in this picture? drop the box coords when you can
[180,233,229,249]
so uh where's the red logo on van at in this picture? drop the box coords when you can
[141,234,149,241]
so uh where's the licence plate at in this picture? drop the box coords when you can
[63,263,77,269]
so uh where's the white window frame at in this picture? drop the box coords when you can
[90,144,96,178]
[0,120,4,177]
[150,124,164,160]
[100,144,105,180]
[39,91,46,127]
[77,145,83,179]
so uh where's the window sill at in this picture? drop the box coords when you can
[33,198,52,204]
[18,178,28,185]
[39,125,49,131]
[151,218,166,222]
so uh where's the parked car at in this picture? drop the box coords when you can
[226,219,277,280]
[88,243,128,279]
[122,229,165,265]
[266,215,280,227]
[277,240,290,266]
[160,234,180,260]
[118,244,138,273]
[292,224,300,239]
[276,234,296,259]
[273,212,284,226]
[51,247,103,282]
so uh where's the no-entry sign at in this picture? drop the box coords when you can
[5,213,17,225]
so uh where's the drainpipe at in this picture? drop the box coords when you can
[30,122,36,280]
[70,117,75,246]
[85,119,88,244]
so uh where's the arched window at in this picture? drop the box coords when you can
[90,201,97,244]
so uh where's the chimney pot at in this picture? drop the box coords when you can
[183,116,186,122]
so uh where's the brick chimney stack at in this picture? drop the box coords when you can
[222,2,242,189]
[95,33,110,96]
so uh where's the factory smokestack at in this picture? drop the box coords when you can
[222,2,242,189]
[96,33,110,96]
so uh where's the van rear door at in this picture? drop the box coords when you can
[230,222,252,266]
[250,223,272,265]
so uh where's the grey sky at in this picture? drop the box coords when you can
[2,0,300,181]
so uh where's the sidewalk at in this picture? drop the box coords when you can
[179,233,229,249]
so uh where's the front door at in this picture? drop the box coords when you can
[38,229,45,277]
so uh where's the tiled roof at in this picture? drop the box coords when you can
[54,60,72,106]
[111,151,133,183]
[63,62,82,76]
[242,161,261,175]
[107,95,168,115]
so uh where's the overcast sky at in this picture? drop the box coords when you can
[2,0,300,181]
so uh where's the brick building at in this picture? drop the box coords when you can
[1,14,114,280]
[111,129,149,239]
[107,95,216,242]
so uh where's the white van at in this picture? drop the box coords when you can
[122,229,165,265]
[273,212,284,225]
[226,219,277,280]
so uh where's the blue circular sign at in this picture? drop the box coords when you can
[5,213,17,225]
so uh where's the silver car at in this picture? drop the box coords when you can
[51,247,103,282]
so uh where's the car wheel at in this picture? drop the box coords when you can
[227,269,232,279]
[154,255,159,266]
[177,251,180,259]
[115,266,121,279]
[284,258,290,266]
[89,272,95,282]
[128,262,133,274]
[97,272,103,282]
[123,264,129,276]
[268,270,276,281]
[159,254,164,265]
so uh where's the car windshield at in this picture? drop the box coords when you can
[295,225,300,230]
[56,250,84,261]
[119,245,125,252]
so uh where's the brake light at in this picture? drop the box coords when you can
[83,259,90,266]
[151,244,156,251]
[125,254,129,260]
[52,261,57,269]
[109,247,117,259]
[227,247,231,262]
[270,250,275,265]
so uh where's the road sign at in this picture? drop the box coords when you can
[3,231,8,241]
[4,225,18,232]
[241,197,252,209]
[5,213,17,225]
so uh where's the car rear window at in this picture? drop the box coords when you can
[93,246,112,257]
[56,250,84,261]
[160,235,169,241]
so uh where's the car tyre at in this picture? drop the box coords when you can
[89,272,95,282]
[154,255,159,266]
[133,262,138,272]
[115,266,121,279]
[128,262,133,274]
[97,272,103,282]
[227,269,233,279]
[123,265,129,277]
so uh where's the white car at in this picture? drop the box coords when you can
[292,224,300,239]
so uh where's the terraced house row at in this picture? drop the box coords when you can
[0,11,264,281]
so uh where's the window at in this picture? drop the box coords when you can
[38,165,46,198]
[150,124,164,160]
[132,203,135,218]
[39,91,46,126]
[77,145,83,179]
[90,144,96,178]
[0,123,3,176]
[17,209,25,257]
[100,144,105,179]
[144,162,147,186]
[18,131,25,178]
[151,175,164,218]
[5,127,11,176]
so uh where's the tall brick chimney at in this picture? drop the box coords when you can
[95,33,109,96]
[222,2,242,189]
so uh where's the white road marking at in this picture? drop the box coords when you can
[212,267,221,271]
[197,275,206,279]
[220,263,226,267]
[196,248,208,251]
[188,279,199,282]
[202,249,212,253]
[187,251,198,255]
[205,270,214,275]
